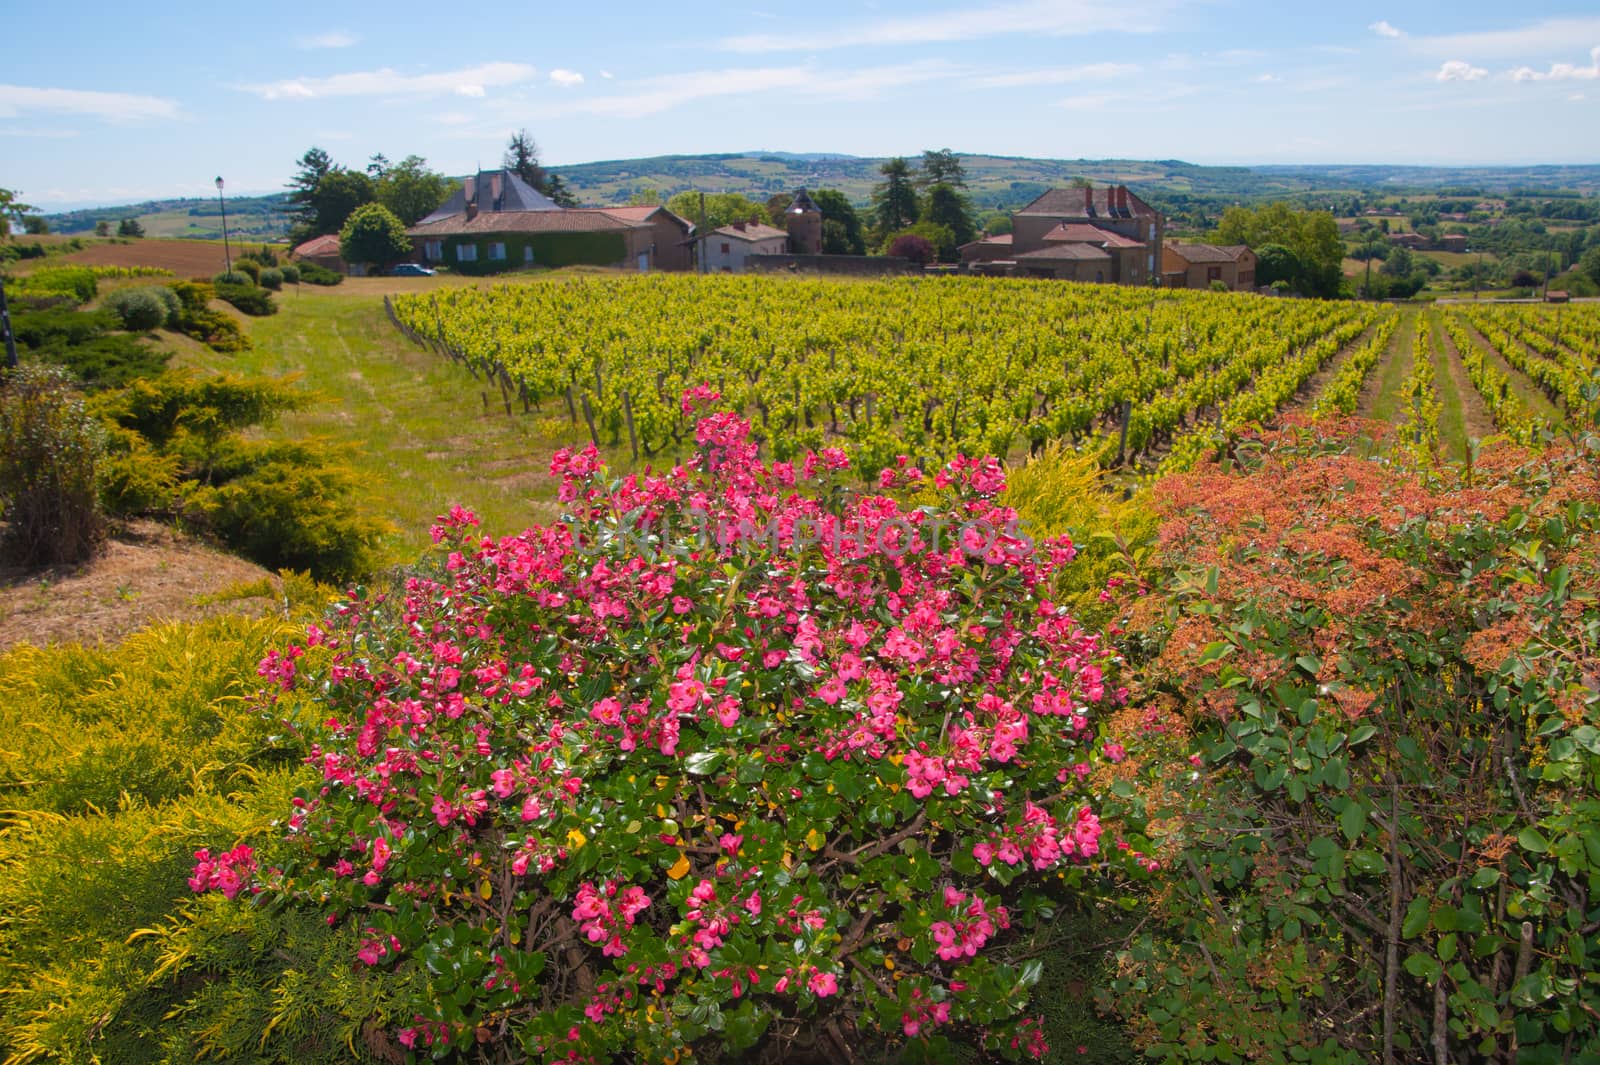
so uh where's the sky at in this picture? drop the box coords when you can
[3,1,1599,209]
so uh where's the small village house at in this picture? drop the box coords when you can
[695,221,790,272]
[1161,241,1257,291]
[289,233,347,274]
[405,169,693,273]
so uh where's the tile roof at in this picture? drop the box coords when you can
[1165,242,1241,264]
[960,233,1012,248]
[700,222,788,243]
[292,234,342,258]
[1042,223,1144,248]
[407,209,642,237]
[598,205,694,230]
[1015,244,1113,262]
[1017,185,1158,220]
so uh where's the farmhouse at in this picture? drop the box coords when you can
[1161,241,1257,291]
[960,185,1164,285]
[406,169,693,273]
[695,221,790,272]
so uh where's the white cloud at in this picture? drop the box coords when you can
[238,62,536,101]
[720,0,1170,52]
[973,62,1139,88]
[1509,46,1600,82]
[1573,92,1587,100]
[296,30,359,49]
[0,83,179,122]
[599,70,614,79]
[1056,93,1117,112]
[0,127,80,138]
[540,61,960,119]
[549,69,585,88]
[1255,73,1279,83]
[1436,60,1488,82]
[1410,18,1600,58]
[1369,20,1403,39]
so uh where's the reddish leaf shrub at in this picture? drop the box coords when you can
[1105,417,1600,1063]
[217,397,1151,1062]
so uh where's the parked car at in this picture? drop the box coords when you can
[389,263,435,277]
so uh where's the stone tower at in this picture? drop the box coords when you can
[784,189,824,255]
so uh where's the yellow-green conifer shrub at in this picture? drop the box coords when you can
[1003,444,1158,626]
[0,616,409,1063]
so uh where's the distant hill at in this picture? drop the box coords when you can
[40,155,1600,241]
[42,193,293,241]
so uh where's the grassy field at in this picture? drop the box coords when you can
[178,276,594,561]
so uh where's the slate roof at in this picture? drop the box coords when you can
[786,189,821,214]
[1017,185,1159,220]
[1042,223,1145,249]
[417,168,562,226]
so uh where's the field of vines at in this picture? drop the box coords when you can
[1437,302,1600,440]
[391,275,1379,475]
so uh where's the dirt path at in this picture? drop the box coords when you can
[1358,306,1415,424]
[1288,314,1386,412]
[1429,316,1498,453]
[1445,315,1566,426]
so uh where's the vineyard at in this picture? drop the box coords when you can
[390,275,1600,475]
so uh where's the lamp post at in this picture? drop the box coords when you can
[215,176,232,274]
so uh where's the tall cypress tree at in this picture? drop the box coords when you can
[873,157,920,238]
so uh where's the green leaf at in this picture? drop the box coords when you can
[685,751,725,776]
[1469,867,1501,890]
[1348,725,1377,747]
[1404,951,1441,984]
[1018,959,1044,988]
[1402,896,1432,939]
[1198,641,1233,666]
[1518,826,1550,853]
[1339,801,1368,844]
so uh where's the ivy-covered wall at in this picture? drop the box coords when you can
[435,232,629,276]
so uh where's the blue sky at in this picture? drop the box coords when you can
[4,1,1598,208]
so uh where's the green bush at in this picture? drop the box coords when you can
[258,267,284,290]
[0,364,106,567]
[14,265,97,302]
[182,438,389,581]
[212,270,250,286]
[296,261,343,286]
[104,286,168,331]
[1106,422,1600,1062]
[280,263,301,284]
[93,371,388,581]
[213,281,277,317]
[11,304,173,389]
[167,280,251,352]
[233,259,262,283]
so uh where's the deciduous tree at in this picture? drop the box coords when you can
[0,188,35,240]
[921,184,976,254]
[338,203,411,270]
[811,189,865,255]
[376,155,454,226]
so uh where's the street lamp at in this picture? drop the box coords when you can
[215,176,232,274]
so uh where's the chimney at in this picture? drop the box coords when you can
[1084,184,1093,214]
[1118,186,1129,215]
[734,220,746,231]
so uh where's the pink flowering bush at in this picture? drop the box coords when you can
[215,398,1150,1062]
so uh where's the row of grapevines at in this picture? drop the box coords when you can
[1397,312,1443,465]
[1448,306,1587,419]
[1309,309,1399,417]
[393,275,1372,474]
[1437,313,1549,446]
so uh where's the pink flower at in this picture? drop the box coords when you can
[808,971,839,997]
